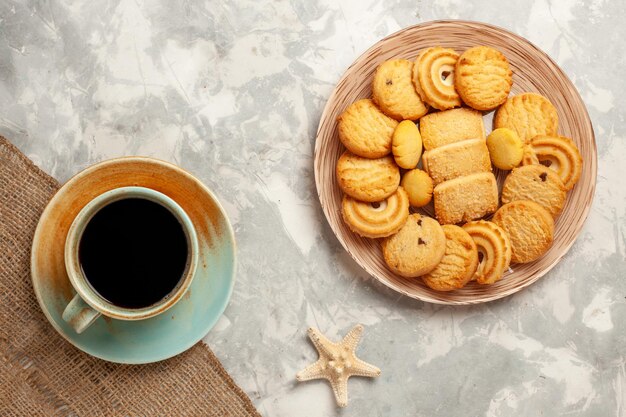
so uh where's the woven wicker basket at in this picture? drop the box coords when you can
[314,20,597,305]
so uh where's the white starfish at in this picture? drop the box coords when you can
[296,324,381,407]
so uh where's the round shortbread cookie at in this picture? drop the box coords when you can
[462,220,512,285]
[401,169,433,208]
[372,59,429,121]
[338,99,399,158]
[501,164,567,217]
[342,187,410,238]
[382,214,446,278]
[493,200,554,264]
[521,135,583,190]
[422,225,479,291]
[455,46,512,111]
[412,47,461,110]
[336,151,400,202]
[494,93,558,144]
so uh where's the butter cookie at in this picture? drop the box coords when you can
[412,47,461,110]
[462,220,512,284]
[493,200,554,263]
[342,187,409,238]
[501,164,566,217]
[336,151,400,202]
[521,135,582,190]
[338,99,398,158]
[382,214,446,278]
[494,93,558,143]
[422,225,479,291]
[455,46,512,111]
[372,59,428,120]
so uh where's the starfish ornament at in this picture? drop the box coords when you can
[296,324,381,407]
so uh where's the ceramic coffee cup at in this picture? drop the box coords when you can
[61,186,199,334]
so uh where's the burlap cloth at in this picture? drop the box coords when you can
[0,137,261,417]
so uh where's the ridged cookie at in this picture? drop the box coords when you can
[420,107,485,150]
[521,135,582,190]
[455,46,513,111]
[433,172,499,224]
[336,151,400,202]
[493,200,554,263]
[422,138,491,185]
[462,220,512,284]
[501,164,566,217]
[372,59,428,121]
[412,47,461,110]
[342,187,410,238]
[382,214,446,278]
[338,99,399,158]
[494,93,558,144]
[422,225,479,291]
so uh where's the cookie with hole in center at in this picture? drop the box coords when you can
[462,220,512,284]
[494,93,558,144]
[455,46,513,111]
[493,200,554,263]
[336,151,400,203]
[412,47,461,110]
[372,59,429,121]
[382,214,446,278]
[338,99,399,158]
[342,187,410,238]
[521,135,582,190]
[501,164,566,217]
[422,225,479,291]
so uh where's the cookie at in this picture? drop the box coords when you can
[433,172,499,224]
[455,46,513,111]
[372,59,429,121]
[412,47,461,110]
[492,200,554,263]
[336,151,400,202]
[462,220,512,284]
[501,164,566,217]
[486,127,524,170]
[342,187,409,238]
[494,93,559,144]
[422,138,491,186]
[392,120,422,169]
[422,225,479,291]
[521,135,582,190]
[338,99,399,158]
[400,169,433,208]
[382,214,446,278]
[420,107,485,150]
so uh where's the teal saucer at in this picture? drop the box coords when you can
[31,157,236,364]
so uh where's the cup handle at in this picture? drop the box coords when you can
[62,293,101,334]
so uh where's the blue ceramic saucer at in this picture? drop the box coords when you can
[31,157,236,364]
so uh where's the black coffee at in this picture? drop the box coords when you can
[79,198,188,309]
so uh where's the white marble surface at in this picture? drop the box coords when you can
[1,0,625,415]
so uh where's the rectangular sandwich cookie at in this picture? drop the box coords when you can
[434,172,499,224]
[419,107,485,150]
[422,138,492,186]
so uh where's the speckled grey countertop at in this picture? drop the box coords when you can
[1,1,625,415]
